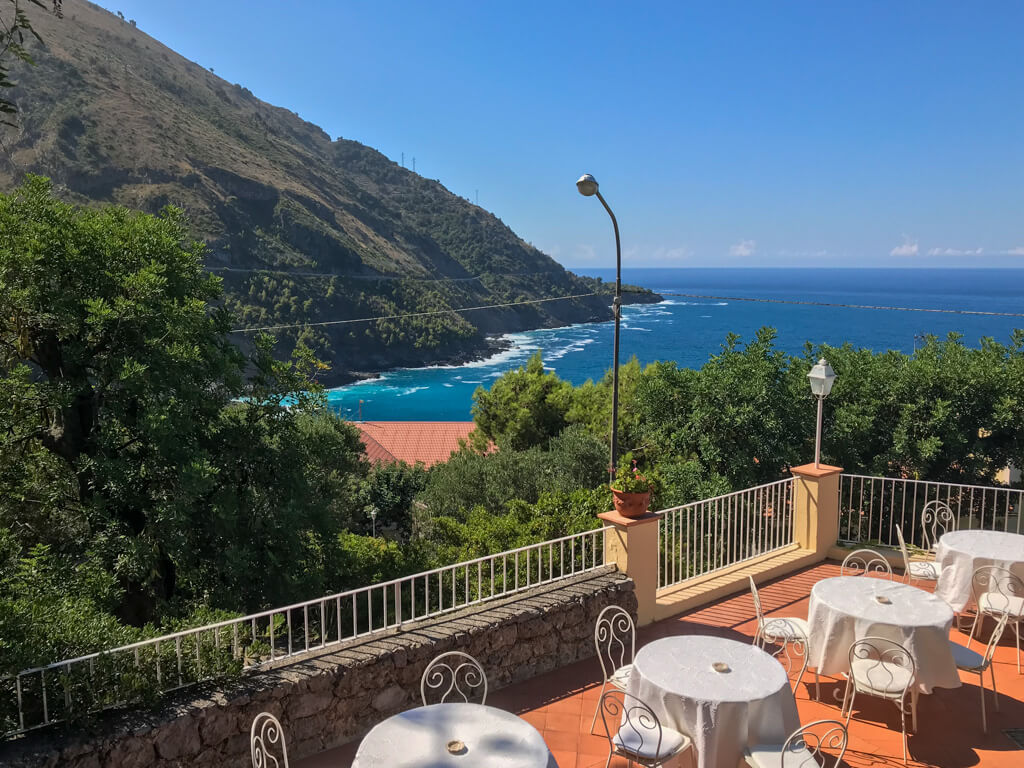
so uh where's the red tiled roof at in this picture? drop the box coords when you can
[354,422,477,466]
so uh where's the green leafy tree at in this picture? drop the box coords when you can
[471,351,574,450]
[0,177,367,625]
[354,459,429,539]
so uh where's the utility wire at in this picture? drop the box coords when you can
[209,266,573,282]
[228,288,1024,335]
[639,291,1024,319]
[229,292,603,333]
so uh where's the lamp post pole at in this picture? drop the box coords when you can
[814,394,824,468]
[577,174,622,481]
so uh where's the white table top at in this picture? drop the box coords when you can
[938,530,1024,561]
[808,576,959,692]
[935,530,1024,611]
[811,576,954,629]
[633,634,790,703]
[629,635,799,768]
[351,703,556,768]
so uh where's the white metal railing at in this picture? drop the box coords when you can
[1,527,608,737]
[657,477,796,589]
[840,474,1023,548]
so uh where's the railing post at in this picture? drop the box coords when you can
[597,509,659,626]
[791,463,844,558]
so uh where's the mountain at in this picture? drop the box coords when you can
[0,1,659,386]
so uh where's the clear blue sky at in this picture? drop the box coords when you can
[96,1,1023,268]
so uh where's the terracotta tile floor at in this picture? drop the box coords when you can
[300,562,1024,768]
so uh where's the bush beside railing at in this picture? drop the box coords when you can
[2,527,607,738]
[657,477,796,589]
[839,474,1023,548]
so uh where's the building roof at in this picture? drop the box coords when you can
[354,421,477,466]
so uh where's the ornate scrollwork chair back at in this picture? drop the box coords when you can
[840,548,893,579]
[780,719,848,768]
[589,605,636,733]
[251,712,289,768]
[420,651,488,706]
[971,565,1024,619]
[598,690,691,767]
[594,605,635,681]
[599,690,663,764]
[969,565,1022,672]
[969,565,1024,671]
[920,500,956,550]
[843,637,916,764]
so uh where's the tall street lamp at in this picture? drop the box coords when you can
[807,358,837,468]
[577,173,622,480]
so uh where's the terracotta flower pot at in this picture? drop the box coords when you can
[611,489,651,518]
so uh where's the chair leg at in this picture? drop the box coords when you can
[590,681,607,734]
[604,750,613,768]
[899,699,908,765]
[979,671,988,734]
[991,664,999,712]
[814,668,820,701]
[841,680,855,722]
[1014,620,1021,674]
[911,688,919,733]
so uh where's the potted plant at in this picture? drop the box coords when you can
[609,456,657,518]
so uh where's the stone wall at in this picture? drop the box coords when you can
[1,566,634,768]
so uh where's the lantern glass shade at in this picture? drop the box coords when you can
[808,358,837,397]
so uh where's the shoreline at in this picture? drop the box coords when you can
[318,291,663,390]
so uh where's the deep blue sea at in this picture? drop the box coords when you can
[326,268,1024,421]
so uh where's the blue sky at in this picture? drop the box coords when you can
[97,1,1023,268]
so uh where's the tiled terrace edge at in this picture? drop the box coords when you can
[0,567,635,768]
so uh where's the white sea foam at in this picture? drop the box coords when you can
[395,386,428,396]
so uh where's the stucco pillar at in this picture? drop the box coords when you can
[791,463,843,557]
[597,510,659,626]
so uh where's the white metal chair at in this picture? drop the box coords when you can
[840,548,893,579]
[894,525,942,584]
[590,605,636,733]
[745,719,848,768]
[598,690,693,768]
[251,712,289,768]
[750,576,818,698]
[968,565,1023,673]
[950,610,1010,733]
[420,651,488,705]
[920,500,956,551]
[761,622,810,695]
[841,637,917,765]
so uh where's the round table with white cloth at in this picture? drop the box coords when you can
[351,703,557,768]
[808,576,959,693]
[627,634,800,768]
[934,530,1024,612]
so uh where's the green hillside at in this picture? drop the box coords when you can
[1,0,658,384]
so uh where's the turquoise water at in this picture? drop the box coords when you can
[326,268,1024,421]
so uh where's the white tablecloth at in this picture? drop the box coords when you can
[351,703,557,768]
[627,635,799,768]
[935,530,1024,612]
[808,576,959,693]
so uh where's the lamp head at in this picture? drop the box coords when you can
[576,174,599,197]
[807,358,837,397]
